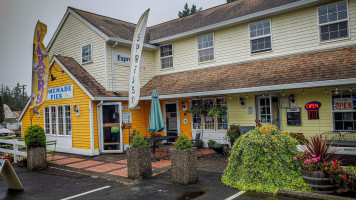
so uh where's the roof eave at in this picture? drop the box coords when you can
[149,0,327,44]
[108,37,158,50]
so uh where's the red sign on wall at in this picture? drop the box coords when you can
[305,101,321,120]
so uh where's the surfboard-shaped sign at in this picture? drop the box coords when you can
[0,159,23,190]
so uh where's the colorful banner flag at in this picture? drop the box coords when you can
[128,9,150,108]
[30,21,50,119]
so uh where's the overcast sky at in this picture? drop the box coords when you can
[0,0,223,93]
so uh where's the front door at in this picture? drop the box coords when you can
[164,102,180,142]
[256,95,280,128]
[100,103,123,153]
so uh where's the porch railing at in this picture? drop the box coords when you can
[0,138,27,163]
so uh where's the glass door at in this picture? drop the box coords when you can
[257,96,272,124]
[100,103,122,153]
[164,102,179,142]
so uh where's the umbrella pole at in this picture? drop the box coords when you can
[152,132,159,162]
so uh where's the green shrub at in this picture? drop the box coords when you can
[24,125,46,148]
[208,139,216,144]
[174,135,193,150]
[131,132,148,148]
[226,124,240,141]
[221,125,311,194]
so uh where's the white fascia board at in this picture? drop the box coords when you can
[18,99,31,122]
[52,57,94,100]
[108,37,158,50]
[139,78,356,100]
[150,0,323,44]
[93,97,128,101]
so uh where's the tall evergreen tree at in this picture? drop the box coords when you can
[227,0,236,3]
[178,3,202,18]
[0,96,4,123]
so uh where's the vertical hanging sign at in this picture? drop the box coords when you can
[30,21,50,120]
[128,9,150,108]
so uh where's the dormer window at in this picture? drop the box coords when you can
[82,44,92,64]
[249,19,272,53]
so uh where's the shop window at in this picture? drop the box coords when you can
[249,19,272,53]
[331,89,356,131]
[318,1,349,42]
[82,44,92,63]
[160,44,173,69]
[197,33,214,63]
[191,97,228,131]
[44,105,72,136]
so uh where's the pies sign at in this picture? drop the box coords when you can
[305,101,321,120]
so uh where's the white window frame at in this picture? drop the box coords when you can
[249,19,272,54]
[317,1,350,43]
[197,33,215,63]
[331,89,356,132]
[160,44,173,70]
[216,97,228,130]
[81,43,92,64]
[191,97,228,131]
[44,105,72,137]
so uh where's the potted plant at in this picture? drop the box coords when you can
[2,152,13,163]
[295,135,339,194]
[212,142,224,157]
[171,135,197,184]
[17,156,27,168]
[127,132,152,180]
[208,139,216,149]
[186,101,208,117]
[24,125,47,171]
[207,105,226,118]
[226,124,240,147]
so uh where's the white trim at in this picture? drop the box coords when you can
[93,97,128,101]
[160,43,174,70]
[55,147,99,156]
[18,99,31,122]
[108,37,158,50]
[89,101,95,155]
[105,42,109,90]
[111,42,119,91]
[149,0,324,44]
[140,78,356,100]
[52,57,94,100]
[249,19,272,54]
[163,101,180,137]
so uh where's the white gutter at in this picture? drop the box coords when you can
[149,0,327,44]
[89,100,95,155]
[93,97,128,101]
[108,37,158,50]
[139,78,356,100]
[111,42,119,91]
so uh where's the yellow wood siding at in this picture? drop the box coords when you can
[49,14,107,89]
[152,0,356,76]
[21,62,92,150]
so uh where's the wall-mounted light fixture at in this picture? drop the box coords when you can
[289,94,296,107]
[51,74,56,81]
[73,105,80,116]
[238,97,246,109]
[325,88,328,94]
[181,101,187,111]
[37,109,40,118]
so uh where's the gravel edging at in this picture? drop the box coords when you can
[277,189,355,200]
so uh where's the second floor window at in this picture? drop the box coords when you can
[82,44,92,63]
[160,44,173,69]
[249,19,272,53]
[318,1,348,42]
[197,33,214,63]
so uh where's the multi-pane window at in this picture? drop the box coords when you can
[332,89,356,131]
[192,100,202,129]
[197,33,214,62]
[82,44,92,63]
[44,107,50,134]
[318,1,349,42]
[191,97,228,131]
[160,44,173,69]
[249,20,272,53]
[203,99,214,130]
[44,105,72,136]
[216,97,228,130]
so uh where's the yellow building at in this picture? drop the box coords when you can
[20,0,356,155]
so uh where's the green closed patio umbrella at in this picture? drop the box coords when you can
[148,90,165,161]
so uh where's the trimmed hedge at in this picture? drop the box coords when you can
[221,125,311,194]
[24,125,46,148]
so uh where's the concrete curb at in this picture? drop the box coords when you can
[277,189,355,200]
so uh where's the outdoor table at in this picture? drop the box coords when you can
[147,136,178,161]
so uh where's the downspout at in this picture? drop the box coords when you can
[89,100,95,155]
[111,42,119,91]
[105,42,109,90]
[97,101,104,153]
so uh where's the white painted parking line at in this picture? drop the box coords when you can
[225,191,246,200]
[61,186,111,200]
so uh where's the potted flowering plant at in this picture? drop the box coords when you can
[17,156,27,168]
[186,103,208,116]
[207,105,226,118]
[2,152,13,163]
[225,124,240,146]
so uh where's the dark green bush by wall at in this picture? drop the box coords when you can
[221,125,311,194]
[25,125,46,148]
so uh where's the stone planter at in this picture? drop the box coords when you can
[208,143,214,149]
[27,147,47,171]
[127,146,152,180]
[212,145,224,157]
[171,147,198,184]
[301,169,337,194]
